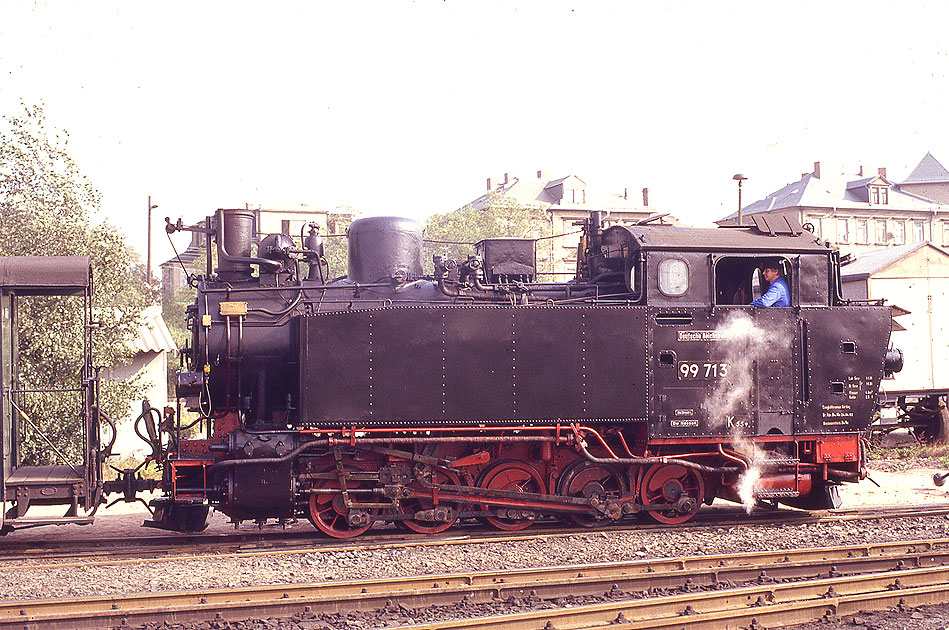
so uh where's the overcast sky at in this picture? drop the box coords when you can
[2,1,948,264]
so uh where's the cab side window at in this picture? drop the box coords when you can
[714,257,792,306]
[658,258,689,296]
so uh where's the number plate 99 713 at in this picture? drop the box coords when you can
[678,362,730,379]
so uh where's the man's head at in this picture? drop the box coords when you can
[760,260,783,284]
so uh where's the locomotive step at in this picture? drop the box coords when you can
[754,488,801,499]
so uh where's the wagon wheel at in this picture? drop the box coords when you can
[556,460,627,528]
[477,460,546,531]
[639,463,705,525]
[913,401,949,445]
[398,467,463,534]
[307,466,377,539]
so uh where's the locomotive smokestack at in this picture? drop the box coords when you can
[214,208,256,281]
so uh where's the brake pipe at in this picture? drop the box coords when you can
[575,440,739,475]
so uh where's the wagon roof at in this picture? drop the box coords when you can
[0,256,92,295]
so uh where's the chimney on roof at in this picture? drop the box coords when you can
[813,161,821,179]
[642,187,649,207]
[504,173,512,185]
[486,177,494,191]
[537,170,547,180]
[878,167,887,178]
[858,165,864,177]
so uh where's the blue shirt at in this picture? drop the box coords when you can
[750,277,790,307]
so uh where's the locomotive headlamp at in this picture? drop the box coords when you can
[884,347,904,376]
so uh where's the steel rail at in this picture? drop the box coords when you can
[2,540,949,629]
[2,503,948,566]
[423,569,949,630]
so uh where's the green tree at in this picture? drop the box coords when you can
[323,208,355,281]
[0,104,154,465]
[423,192,553,276]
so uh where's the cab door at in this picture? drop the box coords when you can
[648,306,798,439]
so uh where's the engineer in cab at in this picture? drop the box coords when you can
[749,260,790,307]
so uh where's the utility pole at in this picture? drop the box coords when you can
[147,196,159,284]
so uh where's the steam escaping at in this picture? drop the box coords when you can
[702,311,771,513]
[701,311,769,432]
[737,467,761,515]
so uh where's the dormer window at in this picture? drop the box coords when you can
[870,185,888,204]
[570,188,586,204]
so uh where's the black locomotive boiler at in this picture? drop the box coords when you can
[146,209,899,535]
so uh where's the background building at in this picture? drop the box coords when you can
[716,157,949,255]
[464,171,677,276]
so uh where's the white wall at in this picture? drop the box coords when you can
[105,350,168,457]
[872,275,949,392]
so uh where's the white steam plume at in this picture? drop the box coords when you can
[702,311,771,513]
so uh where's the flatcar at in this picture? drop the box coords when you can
[126,208,898,535]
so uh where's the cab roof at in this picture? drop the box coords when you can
[625,214,830,255]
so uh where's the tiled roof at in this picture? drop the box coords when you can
[131,305,177,354]
[902,152,949,184]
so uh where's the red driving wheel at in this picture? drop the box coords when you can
[639,463,705,525]
[398,467,463,534]
[477,460,546,531]
[307,466,376,539]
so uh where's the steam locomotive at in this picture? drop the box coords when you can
[107,207,895,536]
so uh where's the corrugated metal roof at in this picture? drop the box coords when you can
[902,152,949,184]
[131,305,177,354]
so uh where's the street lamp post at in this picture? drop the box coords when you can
[147,196,159,284]
[732,174,747,226]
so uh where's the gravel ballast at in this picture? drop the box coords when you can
[3,514,949,601]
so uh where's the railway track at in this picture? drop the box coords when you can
[3,538,949,629]
[2,502,947,565]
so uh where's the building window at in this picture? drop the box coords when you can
[869,185,888,204]
[913,221,925,243]
[856,219,868,244]
[943,225,949,247]
[281,220,291,236]
[875,219,887,244]
[893,220,905,244]
[571,189,585,204]
[836,218,849,243]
